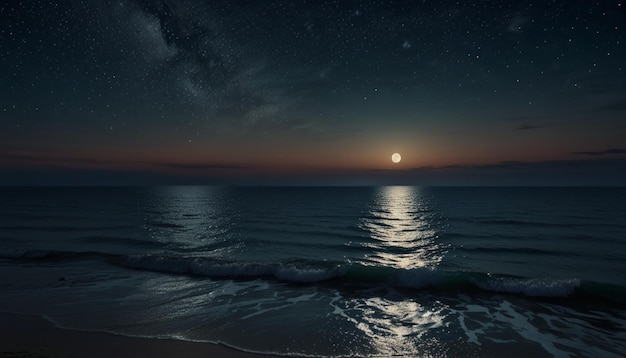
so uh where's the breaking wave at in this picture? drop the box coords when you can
[1,248,625,303]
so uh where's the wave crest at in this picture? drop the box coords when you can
[477,277,580,297]
[122,255,344,283]
[4,249,621,302]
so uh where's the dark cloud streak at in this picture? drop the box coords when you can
[594,99,626,112]
[572,148,626,156]
[157,162,260,170]
[516,124,546,131]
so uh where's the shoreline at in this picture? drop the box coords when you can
[0,311,277,358]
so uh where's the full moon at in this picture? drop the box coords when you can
[391,153,401,163]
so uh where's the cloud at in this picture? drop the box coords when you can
[594,99,626,112]
[3,155,625,186]
[572,148,626,156]
[157,162,258,170]
[507,15,529,33]
[0,153,118,167]
[368,158,626,186]
[354,158,626,177]
[329,157,626,186]
[516,124,545,131]
[0,152,266,172]
[508,115,536,121]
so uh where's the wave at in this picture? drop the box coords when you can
[1,248,625,303]
[476,277,580,297]
[0,248,108,260]
[121,254,346,283]
[103,256,626,302]
[145,221,186,229]
[451,217,590,228]
[70,236,172,249]
[457,246,576,257]
[239,227,368,243]
[0,225,136,232]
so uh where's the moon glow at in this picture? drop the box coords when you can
[391,153,401,163]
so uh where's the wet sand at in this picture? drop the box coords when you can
[0,312,276,358]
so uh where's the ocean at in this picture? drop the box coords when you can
[1,186,625,357]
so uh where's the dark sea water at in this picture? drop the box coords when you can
[1,186,625,357]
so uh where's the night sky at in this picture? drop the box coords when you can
[1,0,625,185]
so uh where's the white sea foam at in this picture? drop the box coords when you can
[123,255,343,283]
[274,265,342,283]
[190,260,273,277]
[477,278,580,297]
[0,248,26,258]
[123,254,190,274]
[0,248,51,259]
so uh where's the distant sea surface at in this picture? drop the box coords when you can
[1,187,625,357]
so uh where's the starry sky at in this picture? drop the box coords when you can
[1,0,625,185]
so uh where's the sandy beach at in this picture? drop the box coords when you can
[0,312,275,358]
